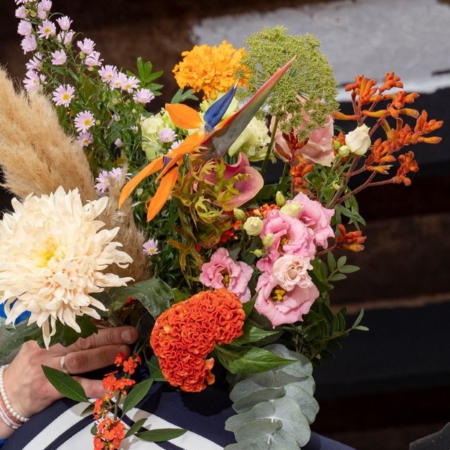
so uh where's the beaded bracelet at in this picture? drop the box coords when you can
[0,365,29,424]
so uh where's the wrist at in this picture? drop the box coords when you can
[0,366,29,427]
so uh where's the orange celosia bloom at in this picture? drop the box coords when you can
[150,289,245,392]
[173,41,248,99]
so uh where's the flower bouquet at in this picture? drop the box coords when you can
[0,1,444,449]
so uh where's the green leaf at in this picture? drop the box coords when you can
[233,387,285,413]
[353,325,369,331]
[108,278,173,318]
[136,428,187,442]
[0,321,42,361]
[125,417,148,438]
[327,252,336,271]
[91,423,98,435]
[338,265,360,274]
[232,323,280,346]
[337,256,347,268]
[42,366,88,402]
[122,378,154,414]
[47,315,98,348]
[172,288,190,303]
[81,403,95,416]
[215,345,295,374]
[329,273,347,282]
[352,308,365,328]
[243,295,256,317]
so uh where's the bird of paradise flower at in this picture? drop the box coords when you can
[118,57,295,222]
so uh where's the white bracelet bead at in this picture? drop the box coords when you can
[0,401,20,430]
[0,365,29,423]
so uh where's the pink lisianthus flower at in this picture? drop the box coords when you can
[291,192,335,248]
[257,209,315,272]
[255,272,319,327]
[271,95,335,167]
[199,248,253,302]
[272,254,314,291]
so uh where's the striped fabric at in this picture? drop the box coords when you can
[1,381,354,449]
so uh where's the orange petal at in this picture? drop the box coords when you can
[118,157,164,208]
[146,166,180,222]
[166,103,203,130]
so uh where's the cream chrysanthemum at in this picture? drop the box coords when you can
[0,187,133,347]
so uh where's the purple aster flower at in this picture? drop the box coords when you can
[57,30,75,46]
[56,15,72,31]
[37,19,56,39]
[123,75,139,93]
[17,19,32,36]
[23,70,41,92]
[158,128,176,143]
[111,72,127,90]
[98,65,118,84]
[94,167,125,194]
[85,51,103,67]
[39,0,52,12]
[77,38,95,55]
[21,34,37,53]
[143,239,159,256]
[170,140,183,150]
[74,110,95,133]
[77,132,94,148]
[114,138,123,148]
[133,88,155,104]
[15,6,27,18]
[26,53,43,71]
[52,84,75,107]
[51,49,67,65]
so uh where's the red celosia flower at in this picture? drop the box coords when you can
[150,289,245,392]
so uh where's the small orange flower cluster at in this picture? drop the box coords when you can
[336,224,366,252]
[290,154,315,195]
[173,41,248,99]
[336,72,443,188]
[94,418,126,450]
[150,289,245,392]
[93,354,142,449]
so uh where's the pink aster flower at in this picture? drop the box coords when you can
[17,19,32,36]
[158,128,176,143]
[74,110,95,133]
[26,53,43,71]
[291,192,335,248]
[98,65,118,84]
[56,15,72,31]
[143,239,159,256]
[95,168,125,194]
[133,88,155,104]
[85,51,103,67]
[77,38,95,55]
[37,19,56,39]
[77,132,93,148]
[23,70,42,92]
[52,84,75,107]
[39,0,52,12]
[57,30,75,46]
[199,248,253,302]
[21,34,37,53]
[255,271,319,327]
[15,7,27,18]
[123,75,139,92]
[51,49,67,65]
[110,72,127,90]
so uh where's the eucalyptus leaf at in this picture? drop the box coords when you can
[122,378,153,414]
[234,418,282,442]
[135,428,187,442]
[233,387,285,413]
[42,366,88,402]
[284,384,319,424]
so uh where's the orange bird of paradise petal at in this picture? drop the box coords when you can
[119,56,295,222]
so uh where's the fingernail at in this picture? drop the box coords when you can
[119,345,130,355]
[122,329,133,343]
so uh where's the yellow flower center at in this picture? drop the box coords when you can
[35,238,62,267]
[221,270,230,288]
[270,286,286,302]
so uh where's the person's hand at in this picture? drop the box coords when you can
[2,326,138,421]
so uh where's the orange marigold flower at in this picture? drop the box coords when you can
[150,289,245,392]
[173,41,248,99]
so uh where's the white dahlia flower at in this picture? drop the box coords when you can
[0,187,133,348]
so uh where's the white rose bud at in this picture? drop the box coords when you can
[280,201,302,218]
[345,124,371,156]
[338,145,350,157]
[262,233,275,247]
[243,217,263,236]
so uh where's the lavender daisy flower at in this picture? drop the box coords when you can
[23,70,41,92]
[143,239,159,256]
[21,34,37,53]
[77,132,94,148]
[17,19,32,36]
[133,88,155,104]
[98,65,118,84]
[37,19,56,39]
[77,38,95,55]
[56,16,72,31]
[85,51,103,68]
[26,52,43,71]
[159,128,176,143]
[74,110,95,133]
[95,168,126,195]
[52,84,75,107]
[51,49,67,65]
[123,75,139,93]
[15,6,27,18]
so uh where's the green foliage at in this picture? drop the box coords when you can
[122,378,154,414]
[225,344,318,450]
[42,366,89,403]
[135,428,188,442]
[238,26,338,140]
